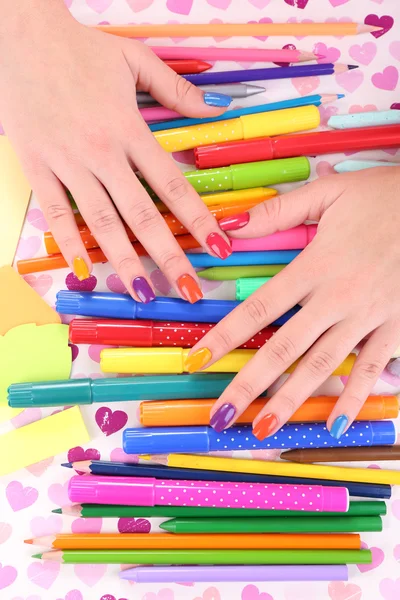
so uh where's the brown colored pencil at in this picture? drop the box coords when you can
[281,446,400,464]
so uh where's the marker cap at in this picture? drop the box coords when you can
[123,426,210,454]
[56,291,138,319]
[69,318,154,346]
[8,379,93,408]
[68,475,156,505]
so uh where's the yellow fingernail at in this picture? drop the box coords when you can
[184,347,212,373]
[73,257,90,281]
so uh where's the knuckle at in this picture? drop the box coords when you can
[304,350,336,379]
[129,202,160,233]
[343,393,366,412]
[189,212,211,233]
[171,77,194,110]
[260,195,282,223]
[356,361,383,382]
[116,255,139,274]
[276,392,298,416]
[243,297,269,327]
[91,208,120,235]
[45,203,70,222]
[234,380,256,403]
[267,335,297,367]
[158,250,181,273]
[211,327,234,352]
[162,177,191,206]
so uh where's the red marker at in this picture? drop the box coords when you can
[69,318,279,349]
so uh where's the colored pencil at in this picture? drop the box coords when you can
[163,59,212,74]
[328,110,400,129]
[160,516,382,534]
[138,84,266,105]
[198,265,287,280]
[334,160,399,173]
[150,46,321,63]
[185,251,302,268]
[149,94,343,132]
[26,532,360,550]
[53,500,387,518]
[281,446,400,463]
[154,453,400,486]
[33,548,372,564]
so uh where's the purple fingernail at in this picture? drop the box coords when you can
[210,403,236,432]
[132,277,156,303]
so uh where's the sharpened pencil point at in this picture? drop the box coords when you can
[32,554,43,559]
[348,64,359,70]
[159,520,175,532]
[52,508,62,514]
[61,462,73,468]
[337,94,345,99]
[24,539,33,544]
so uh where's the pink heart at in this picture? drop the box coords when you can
[335,69,364,93]
[166,0,193,14]
[284,0,309,7]
[328,582,362,600]
[328,0,350,6]
[67,446,101,465]
[142,591,176,600]
[390,41,400,62]
[166,19,190,43]
[57,591,84,600]
[73,564,107,587]
[207,0,231,8]
[392,499,400,519]
[95,406,128,436]
[16,236,41,259]
[48,481,69,507]
[379,578,400,600]
[106,273,127,294]
[88,344,113,363]
[71,518,103,534]
[364,14,394,38]
[200,278,223,294]
[319,105,338,125]
[0,523,12,544]
[23,274,53,297]
[126,0,154,12]
[85,0,113,14]
[372,66,399,91]
[150,269,171,295]
[30,515,63,537]
[313,42,341,63]
[349,104,377,113]
[249,0,271,7]
[316,161,335,177]
[242,584,273,600]
[27,561,60,589]
[110,447,139,463]
[291,76,320,96]
[0,563,17,590]
[286,17,314,40]
[172,150,195,165]
[325,16,352,39]
[357,542,384,572]
[118,517,151,533]
[394,545,400,561]
[349,42,377,65]
[65,272,97,292]
[26,457,54,477]
[6,481,38,511]
[11,596,42,600]
[26,208,48,231]
[11,408,42,429]
[247,17,273,42]
[194,588,221,600]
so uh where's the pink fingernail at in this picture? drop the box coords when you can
[219,212,250,231]
[206,232,232,259]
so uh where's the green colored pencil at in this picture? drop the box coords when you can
[197,265,286,280]
[53,500,386,519]
[160,515,383,534]
[33,548,372,565]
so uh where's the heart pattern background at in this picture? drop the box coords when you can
[1,0,399,599]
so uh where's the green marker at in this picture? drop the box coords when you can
[236,277,271,301]
[198,265,287,280]
[160,515,383,534]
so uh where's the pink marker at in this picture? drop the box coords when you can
[139,106,182,123]
[230,224,317,252]
[68,475,349,513]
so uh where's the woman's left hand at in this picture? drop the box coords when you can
[185,167,400,440]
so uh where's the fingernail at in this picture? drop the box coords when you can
[73,257,90,281]
[219,212,250,232]
[184,347,212,373]
[132,277,156,304]
[330,415,348,439]
[206,232,232,259]
[210,403,237,432]
[252,413,279,441]
[177,274,203,304]
[203,92,232,107]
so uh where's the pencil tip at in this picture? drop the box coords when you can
[337,94,345,99]
[32,554,42,560]
[24,539,33,544]
[52,508,62,514]
[159,520,175,532]
[61,462,73,468]
[348,64,359,70]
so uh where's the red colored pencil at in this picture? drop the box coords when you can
[164,59,212,74]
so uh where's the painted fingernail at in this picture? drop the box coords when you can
[252,413,279,441]
[132,277,156,304]
[184,347,212,373]
[219,212,250,231]
[177,274,203,304]
[330,415,348,439]
[203,92,232,107]
[73,257,90,281]
[206,232,232,259]
[210,403,237,432]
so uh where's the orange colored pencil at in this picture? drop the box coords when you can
[25,532,360,550]
[139,395,399,427]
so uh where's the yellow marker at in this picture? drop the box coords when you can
[155,453,400,486]
[154,105,320,152]
[100,346,356,375]
[155,187,277,213]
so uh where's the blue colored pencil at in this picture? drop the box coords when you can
[186,250,301,268]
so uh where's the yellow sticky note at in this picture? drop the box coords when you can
[0,406,89,476]
[0,266,60,335]
[0,137,32,267]
[0,323,71,421]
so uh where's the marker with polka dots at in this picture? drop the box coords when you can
[68,474,349,513]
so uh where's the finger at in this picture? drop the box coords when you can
[125,43,232,115]
[65,169,155,303]
[327,321,400,438]
[252,320,364,440]
[32,167,92,280]
[208,298,338,433]
[127,116,232,261]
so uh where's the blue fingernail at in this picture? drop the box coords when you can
[203,92,232,107]
[330,415,349,439]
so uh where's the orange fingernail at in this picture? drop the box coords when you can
[252,413,279,441]
[73,257,90,281]
[177,274,203,304]
[184,347,212,373]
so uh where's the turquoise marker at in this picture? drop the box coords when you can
[334,160,399,173]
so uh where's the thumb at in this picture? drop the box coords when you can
[125,43,232,117]
[219,177,341,238]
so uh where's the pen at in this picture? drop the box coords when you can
[281,445,400,463]
[137,84,266,105]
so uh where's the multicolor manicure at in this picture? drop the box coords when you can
[210,403,237,432]
[203,92,232,107]
[73,257,90,281]
[219,212,250,232]
[184,347,212,373]
[177,274,203,304]
[132,277,156,304]
[252,413,279,441]
[330,415,348,439]
[206,232,232,259]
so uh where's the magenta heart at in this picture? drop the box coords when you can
[357,543,384,572]
[284,0,309,7]
[166,0,193,14]
[23,274,53,297]
[241,584,273,600]
[349,42,377,65]
[6,481,38,511]
[106,273,127,294]
[0,523,12,545]
[73,564,107,587]
[391,103,400,110]
[16,236,41,260]
[372,66,399,91]
[30,515,63,537]
[95,406,128,436]
[379,578,400,600]
[150,269,171,295]
[26,208,48,231]
[69,343,79,362]
[65,272,97,292]
[118,517,151,533]
[365,14,394,38]
[68,446,101,464]
[71,518,103,534]
[27,560,60,589]
[0,563,17,590]
[273,43,297,67]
